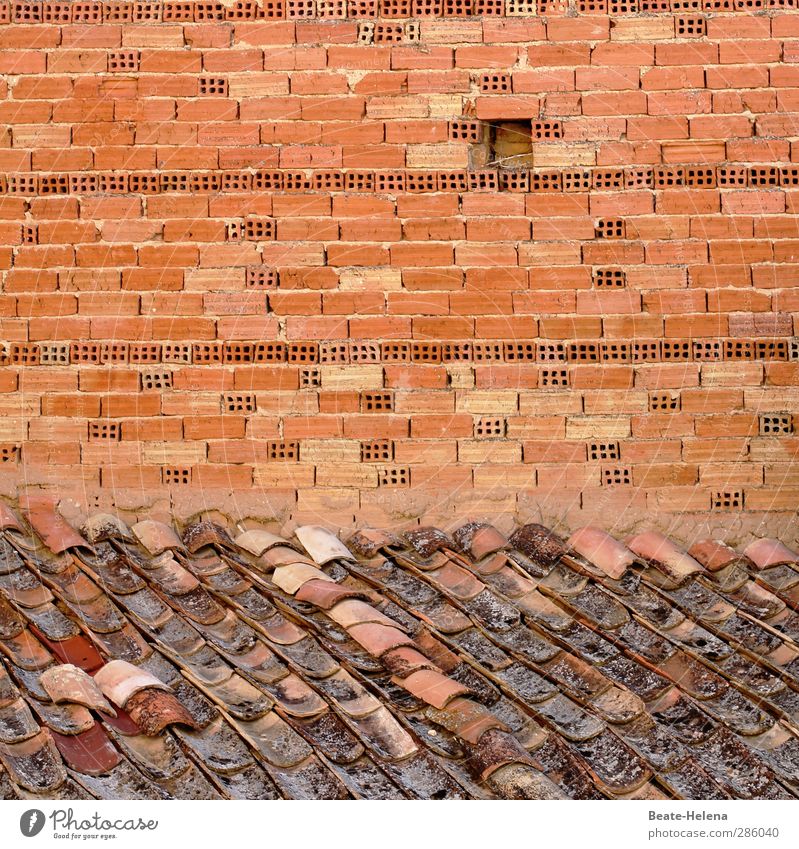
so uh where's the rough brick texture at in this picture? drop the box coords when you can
[1,1,798,535]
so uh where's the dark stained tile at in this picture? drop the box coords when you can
[659,758,731,800]
[381,750,472,799]
[289,710,364,765]
[529,733,606,799]
[486,762,567,799]
[463,589,520,632]
[0,699,39,744]
[0,567,53,608]
[209,763,280,800]
[125,689,206,735]
[351,706,417,758]
[692,726,775,799]
[268,756,350,800]
[82,514,135,546]
[404,527,453,559]
[233,711,313,767]
[23,604,80,641]
[617,715,688,771]
[173,716,255,774]
[0,729,67,793]
[464,726,532,780]
[570,729,651,793]
[535,694,605,742]
[182,520,236,554]
[510,523,568,568]
[30,700,95,737]
[70,758,167,800]
[158,762,223,800]
[110,730,190,782]
[329,755,406,799]
[348,529,405,559]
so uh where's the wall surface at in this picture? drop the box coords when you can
[0,1,798,536]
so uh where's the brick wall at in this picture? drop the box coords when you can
[1,1,798,533]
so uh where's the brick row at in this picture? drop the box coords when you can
[1,0,795,27]
[4,166,799,196]
[2,338,799,365]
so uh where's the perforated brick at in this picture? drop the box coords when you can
[759,414,793,436]
[380,342,411,363]
[473,342,503,362]
[504,342,536,362]
[141,371,172,391]
[352,342,382,363]
[0,445,20,464]
[594,268,626,288]
[602,467,632,486]
[449,120,481,144]
[712,491,743,510]
[361,391,394,412]
[289,343,319,364]
[224,343,256,364]
[300,367,321,388]
[480,73,511,94]
[412,342,442,364]
[163,467,192,485]
[537,343,566,363]
[89,421,121,442]
[223,393,257,414]
[755,340,788,360]
[475,418,505,438]
[163,344,192,364]
[361,440,393,462]
[247,268,279,289]
[595,218,626,239]
[601,342,630,362]
[533,121,563,141]
[11,344,40,365]
[266,441,300,462]
[320,343,350,364]
[39,343,70,366]
[109,50,140,72]
[650,392,680,412]
[588,441,620,462]
[254,342,287,363]
[539,368,569,388]
[378,466,410,487]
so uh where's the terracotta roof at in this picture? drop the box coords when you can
[1,501,799,800]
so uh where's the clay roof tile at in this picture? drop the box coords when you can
[626,530,704,582]
[568,525,637,579]
[744,538,799,570]
[93,659,171,710]
[295,525,356,565]
[40,664,116,716]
